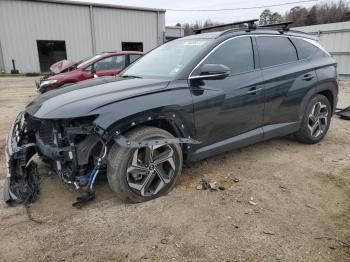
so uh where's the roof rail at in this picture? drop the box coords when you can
[194,19,258,34]
[259,21,293,32]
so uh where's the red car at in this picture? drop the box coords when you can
[36,51,143,93]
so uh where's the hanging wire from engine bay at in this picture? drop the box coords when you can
[72,141,108,208]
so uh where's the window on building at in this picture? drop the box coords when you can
[203,36,255,75]
[37,40,67,72]
[257,36,298,68]
[122,42,143,52]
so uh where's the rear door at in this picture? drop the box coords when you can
[255,35,318,137]
[94,55,127,76]
[190,36,265,147]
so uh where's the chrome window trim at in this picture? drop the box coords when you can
[188,73,228,80]
[188,34,327,79]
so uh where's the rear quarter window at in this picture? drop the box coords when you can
[290,38,329,59]
[257,36,298,68]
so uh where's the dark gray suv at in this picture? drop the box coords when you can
[4,21,338,206]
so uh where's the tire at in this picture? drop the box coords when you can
[294,94,332,144]
[107,127,183,203]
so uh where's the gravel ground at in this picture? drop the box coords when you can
[0,77,349,262]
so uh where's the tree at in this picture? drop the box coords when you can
[258,0,350,28]
[175,23,181,27]
[271,12,283,24]
[259,9,272,25]
[305,6,317,26]
[259,9,282,25]
[286,6,309,27]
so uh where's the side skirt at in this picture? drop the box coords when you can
[187,121,300,162]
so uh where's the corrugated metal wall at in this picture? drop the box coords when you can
[0,0,93,73]
[0,0,165,73]
[295,21,350,75]
[93,7,160,53]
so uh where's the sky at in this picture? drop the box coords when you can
[76,0,349,26]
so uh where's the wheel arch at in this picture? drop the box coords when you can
[99,110,196,157]
[318,90,334,113]
[298,83,338,122]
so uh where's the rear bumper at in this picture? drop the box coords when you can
[4,112,37,205]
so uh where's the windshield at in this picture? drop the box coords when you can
[121,39,212,78]
[76,54,103,68]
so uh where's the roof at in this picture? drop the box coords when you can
[18,0,166,12]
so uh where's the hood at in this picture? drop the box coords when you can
[26,76,170,119]
[50,60,77,74]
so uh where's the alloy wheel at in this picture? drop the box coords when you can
[308,101,329,138]
[126,144,176,196]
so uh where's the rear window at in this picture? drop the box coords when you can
[257,36,298,68]
[290,38,328,59]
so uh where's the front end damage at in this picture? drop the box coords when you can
[4,110,200,208]
[4,112,107,207]
[4,112,38,205]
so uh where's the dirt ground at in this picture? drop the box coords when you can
[0,77,349,262]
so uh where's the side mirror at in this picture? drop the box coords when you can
[189,64,231,80]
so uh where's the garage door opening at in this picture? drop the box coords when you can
[122,42,143,52]
[37,40,67,72]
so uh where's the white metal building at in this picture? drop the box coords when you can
[0,0,165,73]
[294,21,350,76]
[165,26,185,41]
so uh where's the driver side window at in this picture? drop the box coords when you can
[204,37,255,75]
[93,55,126,71]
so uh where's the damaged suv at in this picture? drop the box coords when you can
[4,21,338,206]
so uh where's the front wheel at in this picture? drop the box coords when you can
[107,127,183,203]
[294,94,332,144]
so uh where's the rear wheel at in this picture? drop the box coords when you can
[107,127,183,203]
[294,94,331,144]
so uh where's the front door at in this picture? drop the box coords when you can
[190,36,265,148]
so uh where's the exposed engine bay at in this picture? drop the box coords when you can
[4,112,198,208]
[4,112,108,208]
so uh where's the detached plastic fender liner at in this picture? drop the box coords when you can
[3,178,17,205]
[4,161,39,206]
[4,112,40,206]
[336,106,350,120]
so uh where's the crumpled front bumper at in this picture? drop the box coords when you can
[3,112,37,205]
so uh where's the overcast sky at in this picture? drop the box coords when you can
[76,0,349,26]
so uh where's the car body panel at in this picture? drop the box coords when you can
[189,69,265,147]
[37,51,143,93]
[27,76,170,119]
[50,60,77,74]
[4,28,339,205]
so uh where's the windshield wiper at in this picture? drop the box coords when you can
[120,75,142,79]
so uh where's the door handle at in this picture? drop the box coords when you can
[247,87,263,95]
[302,74,314,81]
